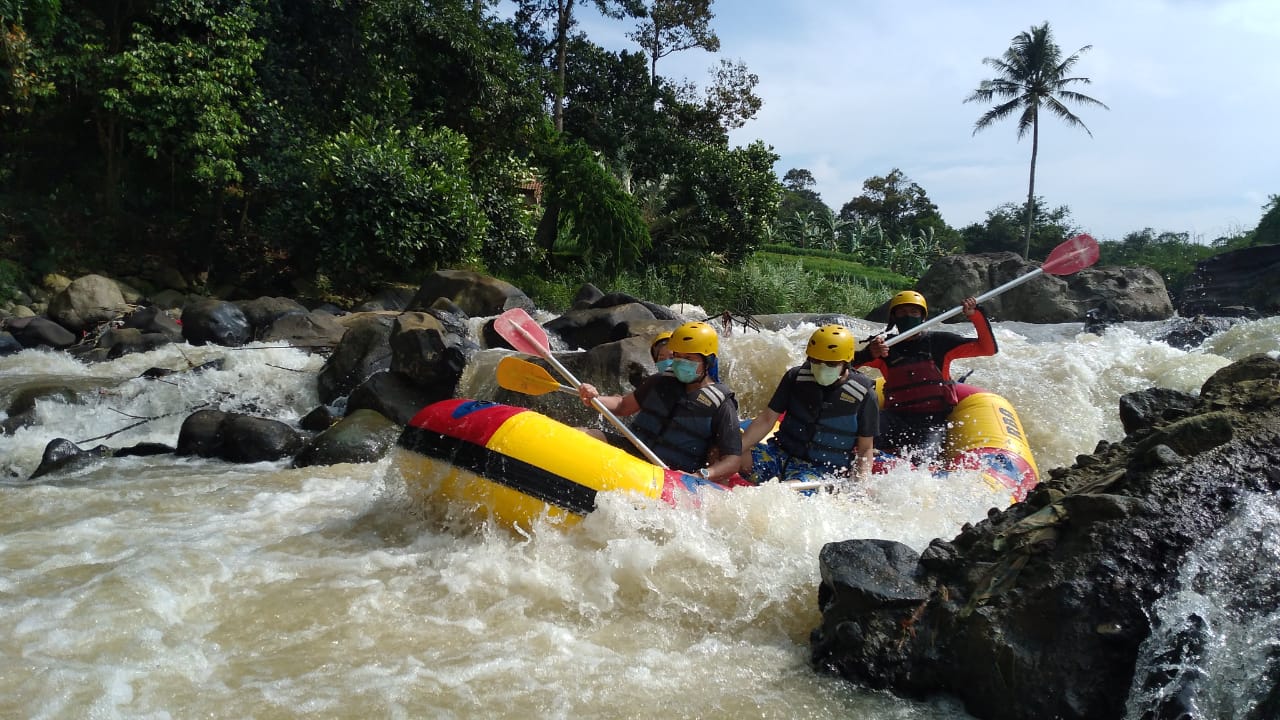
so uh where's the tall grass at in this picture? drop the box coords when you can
[512,254,895,316]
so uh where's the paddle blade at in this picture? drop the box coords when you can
[496,356,563,396]
[493,308,550,357]
[1042,234,1099,275]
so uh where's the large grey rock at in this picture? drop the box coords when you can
[346,370,447,426]
[407,269,534,317]
[181,298,251,347]
[47,274,130,332]
[5,315,77,349]
[176,409,303,463]
[810,354,1280,720]
[1178,243,1280,317]
[910,253,1173,323]
[543,303,659,350]
[0,331,23,356]
[259,310,346,350]
[235,296,308,335]
[292,409,401,467]
[317,315,395,404]
[388,311,476,393]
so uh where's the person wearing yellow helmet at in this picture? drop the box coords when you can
[739,324,879,484]
[578,321,741,481]
[650,330,674,374]
[854,290,997,460]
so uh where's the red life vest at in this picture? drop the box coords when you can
[882,357,959,413]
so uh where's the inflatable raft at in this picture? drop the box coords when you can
[929,389,1040,503]
[396,389,1039,531]
[395,398,726,530]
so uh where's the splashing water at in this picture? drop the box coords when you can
[0,316,1276,718]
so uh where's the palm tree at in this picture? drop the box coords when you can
[965,22,1108,258]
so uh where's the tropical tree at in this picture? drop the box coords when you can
[775,168,828,229]
[964,22,1108,258]
[628,0,719,84]
[959,198,1076,258]
[511,0,644,131]
[838,168,958,249]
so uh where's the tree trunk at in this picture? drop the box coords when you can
[1023,111,1039,259]
[553,0,574,133]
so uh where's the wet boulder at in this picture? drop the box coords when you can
[1117,387,1198,435]
[181,298,251,347]
[0,331,23,356]
[811,354,1280,720]
[235,296,309,337]
[389,311,476,395]
[6,315,77,349]
[345,370,446,426]
[121,305,183,341]
[176,409,304,463]
[292,409,401,467]
[29,438,114,479]
[259,310,346,350]
[544,302,660,350]
[317,314,395,404]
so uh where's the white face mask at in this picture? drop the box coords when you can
[811,363,843,387]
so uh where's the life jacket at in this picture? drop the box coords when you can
[776,368,872,468]
[882,351,960,413]
[631,375,732,472]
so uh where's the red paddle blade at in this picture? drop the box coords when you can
[1042,233,1099,275]
[493,308,550,357]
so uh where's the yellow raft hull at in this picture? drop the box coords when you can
[395,399,719,530]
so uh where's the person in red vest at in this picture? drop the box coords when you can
[854,291,996,461]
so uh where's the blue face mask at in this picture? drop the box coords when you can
[671,358,703,383]
[654,359,674,374]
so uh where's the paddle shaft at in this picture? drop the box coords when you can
[883,267,1045,348]
[503,319,672,469]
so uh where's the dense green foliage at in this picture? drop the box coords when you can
[0,0,781,299]
[0,3,1273,313]
[960,198,1078,259]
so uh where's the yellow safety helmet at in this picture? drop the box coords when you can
[888,290,928,317]
[806,324,855,363]
[667,321,718,357]
[651,331,673,349]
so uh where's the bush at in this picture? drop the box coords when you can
[262,122,488,293]
[0,258,24,304]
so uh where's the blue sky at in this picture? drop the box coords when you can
[562,0,1280,242]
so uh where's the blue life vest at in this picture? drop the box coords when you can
[776,367,872,469]
[631,375,732,472]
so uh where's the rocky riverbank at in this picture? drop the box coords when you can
[811,353,1280,720]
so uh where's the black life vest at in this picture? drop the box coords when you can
[882,343,959,413]
[631,375,733,472]
[776,367,872,468]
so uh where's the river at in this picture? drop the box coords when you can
[1,313,1277,719]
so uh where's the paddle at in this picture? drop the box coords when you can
[496,356,576,396]
[883,233,1099,349]
[493,308,671,469]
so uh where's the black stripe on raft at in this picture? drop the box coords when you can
[398,425,598,516]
